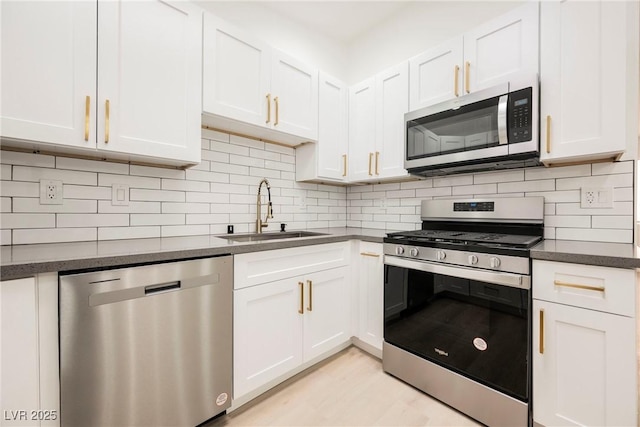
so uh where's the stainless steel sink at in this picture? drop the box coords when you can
[222,231,328,242]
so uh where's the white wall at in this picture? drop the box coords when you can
[196,1,350,81]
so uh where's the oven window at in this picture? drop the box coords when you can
[406,97,500,160]
[384,265,529,401]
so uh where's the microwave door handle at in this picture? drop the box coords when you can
[497,94,509,145]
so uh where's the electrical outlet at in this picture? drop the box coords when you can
[581,187,613,208]
[298,196,307,211]
[39,179,63,205]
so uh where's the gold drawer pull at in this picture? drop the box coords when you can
[465,61,470,93]
[546,115,551,154]
[554,280,605,293]
[375,151,380,175]
[105,99,110,143]
[84,96,90,141]
[368,152,373,176]
[454,65,460,97]
[342,154,347,177]
[307,280,313,312]
[298,281,304,314]
[266,93,271,124]
[360,252,380,258]
[539,309,544,354]
[274,96,279,126]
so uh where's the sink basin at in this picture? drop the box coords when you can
[222,231,328,243]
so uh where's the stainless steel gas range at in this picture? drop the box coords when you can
[382,197,544,427]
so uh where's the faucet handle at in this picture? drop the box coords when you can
[268,202,274,219]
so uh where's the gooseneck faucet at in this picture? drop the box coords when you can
[256,178,273,233]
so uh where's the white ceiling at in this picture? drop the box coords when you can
[258,1,412,43]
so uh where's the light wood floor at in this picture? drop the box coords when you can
[208,346,482,426]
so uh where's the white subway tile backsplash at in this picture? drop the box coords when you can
[452,184,497,196]
[98,201,160,214]
[162,202,209,214]
[130,165,185,179]
[56,157,129,175]
[250,167,280,179]
[211,140,249,156]
[64,185,111,200]
[1,197,11,212]
[264,160,295,172]
[525,164,590,180]
[185,169,229,183]
[231,134,264,150]
[400,179,432,190]
[555,228,632,244]
[474,170,524,184]
[0,181,39,197]
[99,226,160,241]
[161,179,210,193]
[130,214,185,226]
[210,161,250,175]
[543,215,591,228]
[433,175,473,187]
[229,154,264,168]
[415,187,452,198]
[186,214,230,224]
[614,187,633,201]
[13,166,97,185]
[498,180,554,193]
[386,189,416,199]
[57,214,129,228]
[1,213,55,229]
[1,151,55,168]
[591,161,634,175]
[161,224,210,237]
[14,228,96,244]
[99,173,160,189]
[526,190,580,203]
[264,143,294,156]
[0,164,11,180]
[202,128,230,142]
[0,229,11,245]
[556,201,633,216]
[14,198,97,213]
[186,192,229,204]
[591,215,633,229]
[130,189,185,203]
[202,150,230,163]
[250,148,280,161]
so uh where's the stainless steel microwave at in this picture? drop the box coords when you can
[404,75,539,176]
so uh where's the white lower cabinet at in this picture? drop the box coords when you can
[356,242,384,353]
[532,260,637,427]
[233,243,351,402]
[0,274,59,427]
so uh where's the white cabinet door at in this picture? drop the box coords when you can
[233,278,303,399]
[202,14,271,128]
[0,1,96,149]
[348,78,376,182]
[409,37,463,111]
[318,72,349,181]
[270,50,318,141]
[533,299,636,427]
[98,0,202,164]
[375,62,409,180]
[1,278,40,426]
[303,267,351,361]
[539,1,627,165]
[357,242,384,351]
[463,1,539,93]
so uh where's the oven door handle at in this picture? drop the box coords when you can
[384,256,530,290]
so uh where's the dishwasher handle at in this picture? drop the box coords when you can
[145,281,181,295]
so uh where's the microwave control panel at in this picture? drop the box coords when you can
[508,87,532,143]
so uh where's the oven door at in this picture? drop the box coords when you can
[384,256,530,402]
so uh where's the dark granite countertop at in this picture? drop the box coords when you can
[3,230,640,281]
[531,240,640,269]
[0,228,387,281]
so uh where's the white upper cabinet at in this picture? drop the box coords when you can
[1,1,97,149]
[463,1,539,93]
[348,78,377,182]
[97,0,202,164]
[539,0,628,165]
[296,72,348,182]
[375,62,409,180]
[409,37,463,111]
[203,13,318,145]
[349,63,408,183]
[408,2,539,111]
[1,1,202,167]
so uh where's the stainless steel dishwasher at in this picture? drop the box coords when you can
[59,256,232,427]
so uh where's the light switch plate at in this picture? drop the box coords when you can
[39,179,63,205]
[112,184,129,206]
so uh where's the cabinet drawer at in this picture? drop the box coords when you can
[234,242,350,289]
[533,260,635,317]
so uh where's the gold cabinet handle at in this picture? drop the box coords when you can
[454,65,460,97]
[546,115,551,154]
[360,252,380,258]
[105,99,110,143]
[298,281,304,314]
[368,152,373,176]
[539,309,544,354]
[465,61,470,93]
[342,154,347,177]
[266,93,271,124]
[375,151,380,175]
[274,96,279,126]
[554,280,605,293]
[84,96,90,141]
[307,280,313,312]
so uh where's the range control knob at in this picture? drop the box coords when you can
[436,250,446,261]
[490,257,501,269]
[468,255,478,265]
[395,246,405,256]
[409,247,420,257]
